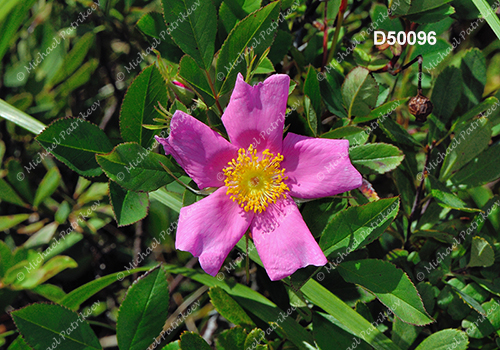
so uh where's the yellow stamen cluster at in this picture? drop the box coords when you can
[223,145,289,213]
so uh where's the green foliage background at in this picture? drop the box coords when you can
[1,0,500,349]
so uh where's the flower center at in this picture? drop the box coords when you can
[223,145,289,213]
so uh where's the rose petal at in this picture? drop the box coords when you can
[251,196,327,281]
[222,74,290,154]
[176,187,254,276]
[281,133,362,198]
[155,111,238,189]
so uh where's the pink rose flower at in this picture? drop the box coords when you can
[156,74,362,281]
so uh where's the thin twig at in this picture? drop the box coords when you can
[205,70,223,115]
[321,1,329,70]
[133,220,143,280]
[326,7,344,65]
[405,142,434,250]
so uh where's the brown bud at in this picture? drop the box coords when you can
[408,93,433,122]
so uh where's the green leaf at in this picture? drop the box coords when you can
[0,240,13,276]
[48,33,95,87]
[136,11,170,38]
[304,96,318,137]
[117,266,169,350]
[321,126,368,147]
[460,49,487,110]
[342,67,378,118]
[33,167,61,208]
[370,4,404,32]
[55,59,98,96]
[216,1,280,96]
[414,329,468,350]
[319,198,400,259]
[60,267,151,310]
[462,299,500,338]
[253,56,275,74]
[406,4,454,23]
[31,284,67,303]
[109,181,149,227]
[300,279,400,350]
[470,0,500,40]
[0,178,28,208]
[314,312,372,350]
[208,287,256,329]
[11,303,102,350]
[407,0,453,14]
[304,65,321,117]
[349,143,404,174]
[8,256,77,290]
[338,259,434,325]
[23,222,59,249]
[411,38,452,69]
[0,98,46,135]
[0,0,22,30]
[388,0,411,16]
[392,317,421,350]
[0,214,30,231]
[320,69,348,118]
[244,329,266,350]
[162,0,216,70]
[225,0,262,18]
[39,233,84,262]
[378,117,422,148]
[460,282,489,304]
[6,336,31,350]
[150,187,183,213]
[452,96,499,130]
[162,341,180,350]
[468,236,495,267]
[179,55,215,106]
[180,332,211,350]
[96,142,175,192]
[219,2,239,40]
[450,285,486,315]
[120,65,169,148]
[428,175,480,212]
[431,66,463,125]
[36,118,113,177]
[219,0,264,41]
[352,98,407,124]
[6,159,34,203]
[449,142,500,189]
[0,0,37,61]
[55,201,71,224]
[162,264,315,350]
[300,198,347,249]
[136,12,183,63]
[217,327,247,350]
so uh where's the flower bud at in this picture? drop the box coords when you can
[169,80,195,106]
